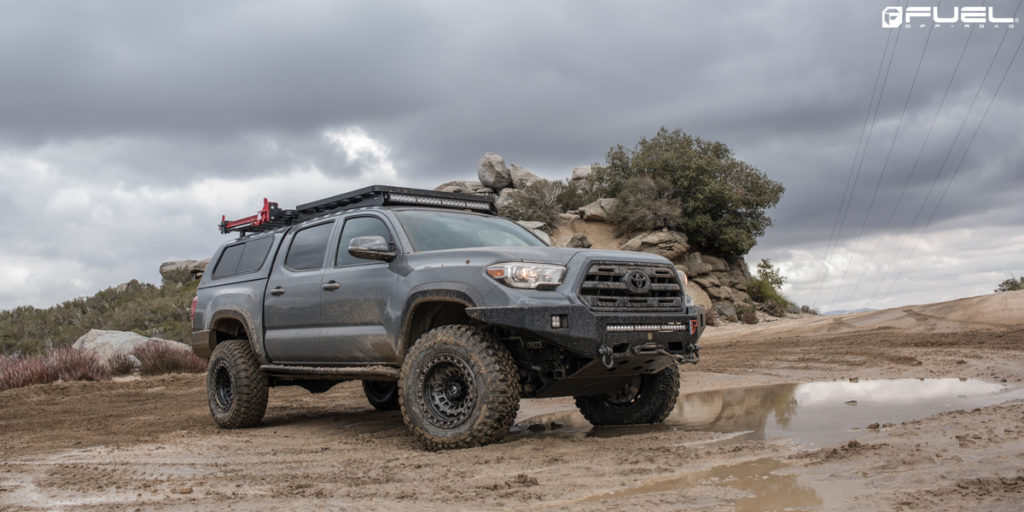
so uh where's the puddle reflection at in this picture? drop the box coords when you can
[516,378,1024,446]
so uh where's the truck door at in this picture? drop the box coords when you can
[319,215,400,364]
[263,220,335,363]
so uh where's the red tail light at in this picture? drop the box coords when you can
[190,296,198,327]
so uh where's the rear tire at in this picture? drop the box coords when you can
[399,325,521,450]
[363,380,400,410]
[207,339,268,428]
[574,364,680,426]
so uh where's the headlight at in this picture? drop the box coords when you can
[677,269,689,287]
[486,263,566,289]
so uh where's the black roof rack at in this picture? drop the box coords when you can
[219,185,497,235]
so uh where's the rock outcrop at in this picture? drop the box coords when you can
[159,259,209,282]
[477,153,513,191]
[72,329,192,366]
[578,198,619,221]
[620,231,689,262]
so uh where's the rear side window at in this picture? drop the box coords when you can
[285,222,333,271]
[213,236,274,279]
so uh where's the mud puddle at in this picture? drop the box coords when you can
[533,457,823,511]
[515,378,1024,447]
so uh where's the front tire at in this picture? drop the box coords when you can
[207,339,268,428]
[399,325,521,450]
[574,364,680,426]
[363,380,400,410]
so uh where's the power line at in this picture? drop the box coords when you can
[842,18,938,303]
[827,19,936,310]
[810,1,907,307]
[880,17,1024,306]
[809,25,897,308]
[862,22,981,306]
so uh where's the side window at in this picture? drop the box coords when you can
[285,222,333,271]
[335,216,393,267]
[213,244,245,279]
[237,236,274,274]
[213,236,275,279]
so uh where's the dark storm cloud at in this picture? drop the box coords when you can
[1,0,1023,310]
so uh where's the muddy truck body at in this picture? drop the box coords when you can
[190,186,704,449]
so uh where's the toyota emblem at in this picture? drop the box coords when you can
[624,270,650,294]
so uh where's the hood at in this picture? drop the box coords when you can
[405,246,672,268]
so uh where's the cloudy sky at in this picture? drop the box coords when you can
[1,0,1022,313]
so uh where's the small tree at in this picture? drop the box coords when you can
[590,127,784,255]
[747,259,791,317]
[500,180,566,226]
[995,275,1024,292]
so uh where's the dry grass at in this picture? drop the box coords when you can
[0,348,109,391]
[132,342,207,376]
[1,342,207,391]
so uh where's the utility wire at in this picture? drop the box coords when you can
[811,1,906,308]
[880,15,1024,306]
[809,25,897,307]
[827,19,935,311]
[842,19,938,303]
[863,22,981,306]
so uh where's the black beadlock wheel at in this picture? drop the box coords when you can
[206,339,268,428]
[399,325,520,451]
[362,380,400,411]
[574,364,680,426]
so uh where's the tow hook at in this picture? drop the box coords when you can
[599,345,615,369]
[632,342,700,365]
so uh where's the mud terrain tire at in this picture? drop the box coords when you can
[399,325,520,450]
[574,364,680,426]
[207,339,269,428]
[363,381,400,410]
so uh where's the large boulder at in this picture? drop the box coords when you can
[713,302,738,322]
[160,259,209,282]
[620,230,689,262]
[509,164,543,189]
[477,153,513,191]
[435,180,493,195]
[570,166,592,184]
[701,255,730,272]
[495,187,518,212]
[516,221,551,245]
[682,253,712,276]
[578,198,620,221]
[684,281,713,311]
[72,329,192,365]
[565,233,592,248]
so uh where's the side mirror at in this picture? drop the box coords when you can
[348,235,396,262]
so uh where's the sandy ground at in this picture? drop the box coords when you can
[2,293,1023,511]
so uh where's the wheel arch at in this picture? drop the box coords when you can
[399,289,479,359]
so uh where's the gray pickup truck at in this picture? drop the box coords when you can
[190,186,704,450]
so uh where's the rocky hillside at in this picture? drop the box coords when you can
[436,152,771,323]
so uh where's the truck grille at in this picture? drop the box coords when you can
[578,262,683,310]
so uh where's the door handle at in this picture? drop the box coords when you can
[322,281,341,291]
[269,287,286,296]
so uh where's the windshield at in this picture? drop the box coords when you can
[395,210,546,252]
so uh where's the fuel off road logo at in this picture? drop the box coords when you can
[883,6,1017,28]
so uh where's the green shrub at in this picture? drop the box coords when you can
[591,127,784,255]
[500,180,567,226]
[736,304,759,324]
[995,275,1023,292]
[606,175,683,235]
[556,178,602,212]
[747,259,791,317]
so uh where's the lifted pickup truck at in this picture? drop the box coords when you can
[191,186,704,450]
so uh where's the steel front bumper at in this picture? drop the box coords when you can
[465,304,704,361]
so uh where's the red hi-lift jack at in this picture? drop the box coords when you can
[219,198,286,235]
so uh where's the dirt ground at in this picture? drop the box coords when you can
[2,295,1024,511]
